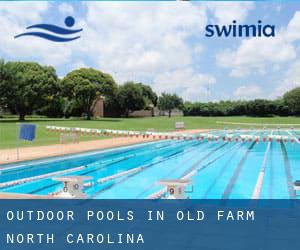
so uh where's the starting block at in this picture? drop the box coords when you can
[53,176,91,199]
[158,179,192,199]
[294,180,300,196]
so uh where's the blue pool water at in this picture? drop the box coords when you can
[1,130,300,199]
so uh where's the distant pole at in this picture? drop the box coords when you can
[206,83,211,102]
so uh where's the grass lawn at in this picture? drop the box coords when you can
[1,116,300,149]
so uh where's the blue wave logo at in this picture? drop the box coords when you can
[14,16,82,42]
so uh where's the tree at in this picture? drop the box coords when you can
[283,87,300,115]
[158,93,183,117]
[61,68,117,120]
[138,83,158,107]
[0,59,9,109]
[273,99,290,116]
[0,61,59,121]
[117,82,146,117]
[245,99,275,117]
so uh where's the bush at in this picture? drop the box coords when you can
[183,99,287,117]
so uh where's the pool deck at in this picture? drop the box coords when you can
[0,129,206,165]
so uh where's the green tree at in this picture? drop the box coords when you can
[0,61,59,121]
[273,99,290,116]
[158,93,183,118]
[0,59,8,109]
[283,87,300,115]
[117,82,146,117]
[138,83,158,106]
[61,68,117,120]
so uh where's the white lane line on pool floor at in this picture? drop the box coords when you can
[221,141,257,199]
[91,141,204,198]
[148,131,260,199]
[147,142,240,199]
[252,130,273,199]
[202,143,248,199]
[28,141,198,196]
[252,142,272,199]
[181,143,241,180]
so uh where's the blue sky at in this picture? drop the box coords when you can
[1,1,300,102]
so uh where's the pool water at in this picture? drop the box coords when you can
[0,130,299,199]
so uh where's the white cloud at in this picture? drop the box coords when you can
[217,34,296,77]
[58,3,74,15]
[78,2,207,83]
[207,2,255,24]
[268,11,300,98]
[273,60,300,98]
[193,44,204,55]
[153,68,216,101]
[216,11,300,78]
[0,2,48,23]
[234,85,262,100]
[286,11,300,42]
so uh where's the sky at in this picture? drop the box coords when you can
[0,1,300,102]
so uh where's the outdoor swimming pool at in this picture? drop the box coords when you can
[0,129,300,199]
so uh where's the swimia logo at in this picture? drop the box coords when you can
[14,16,83,42]
[205,20,275,38]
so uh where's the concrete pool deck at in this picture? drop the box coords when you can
[0,129,206,165]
